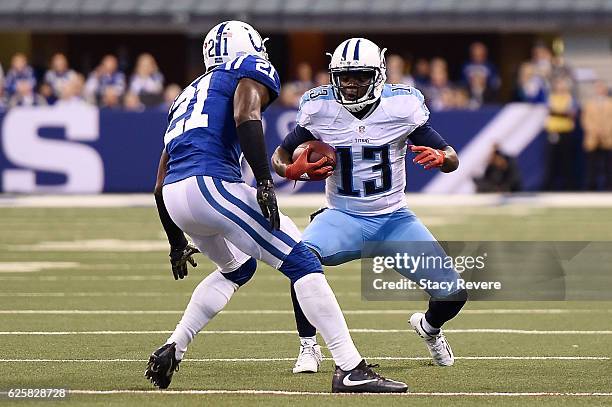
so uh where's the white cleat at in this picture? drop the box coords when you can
[409,312,455,366]
[292,343,323,374]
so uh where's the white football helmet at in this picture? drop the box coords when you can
[328,38,387,112]
[203,20,268,71]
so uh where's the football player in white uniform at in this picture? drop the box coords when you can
[272,38,467,373]
[145,24,407,393]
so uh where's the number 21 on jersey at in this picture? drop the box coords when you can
[164,75,211,145]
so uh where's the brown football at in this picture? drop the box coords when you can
[292,140,336,169]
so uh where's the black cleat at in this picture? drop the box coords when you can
[332,360,408,393]
[144,342,180,389]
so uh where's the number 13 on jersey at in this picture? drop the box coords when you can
[336,145,392,197]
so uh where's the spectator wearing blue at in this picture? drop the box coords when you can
[8,79,47,107]
[129,53,164,106]
[461,42,500,96]
[0,63,5,111]
[4,53,36,98]
[423,58,454,111]
[413,57,430,88]
[84,54,126,105]
[44,53,77,99]
[514,62,547,103]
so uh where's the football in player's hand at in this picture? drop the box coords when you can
[292,141,336,169]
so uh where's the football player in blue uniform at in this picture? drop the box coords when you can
[272,38,467,373]
[145,22,407,393]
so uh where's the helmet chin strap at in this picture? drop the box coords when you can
[344,98,379,119]
[344,101,373,113]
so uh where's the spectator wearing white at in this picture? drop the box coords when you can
[385,54,415,86]
[8,79,47,108]
[4,53,36,98]
[44,53,77,98]
[129,53,164,106]
[85,55,126,105]
[56,73,87,106]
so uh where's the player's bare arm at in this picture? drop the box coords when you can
[153,149,198,280]
[233,77,281,229]
[233,77,270,124]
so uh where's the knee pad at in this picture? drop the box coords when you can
[279,242,323,283]
[221,257,257,286]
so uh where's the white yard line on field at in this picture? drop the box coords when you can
[0,309,609,315]
[0,292,359,297]
[0,356,608,363]
[4,192,612,208]
[1,329,612,335]
[50,389,612,397]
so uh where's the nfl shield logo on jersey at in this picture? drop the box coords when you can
[358,125,366,133]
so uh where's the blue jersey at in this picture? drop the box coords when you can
[163,55,281,185]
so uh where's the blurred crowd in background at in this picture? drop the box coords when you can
[0,40,599,113]
[0,52,181,112]
[0,40,610,191]
[278,41,582,111]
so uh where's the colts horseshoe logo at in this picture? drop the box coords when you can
[247,30,264,52]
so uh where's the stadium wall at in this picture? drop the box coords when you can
[0,103,548,194]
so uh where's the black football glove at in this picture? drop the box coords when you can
[169,243,199,280]
[256,179,280,230]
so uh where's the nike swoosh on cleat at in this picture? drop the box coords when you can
[342,374,378,387]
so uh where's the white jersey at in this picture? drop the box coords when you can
[297,84,429,216]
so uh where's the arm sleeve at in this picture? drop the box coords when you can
[236,120,272,183]
[408,120,449,150]
[280,125,316,155]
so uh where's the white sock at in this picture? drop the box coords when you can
[293,273,362,371]
[422,315,441,336]
[166,270,238,360]
[300,336,317,347]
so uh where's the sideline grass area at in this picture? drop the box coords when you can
[0,205,611,406]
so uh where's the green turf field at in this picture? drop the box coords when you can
[0,204,611,406]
